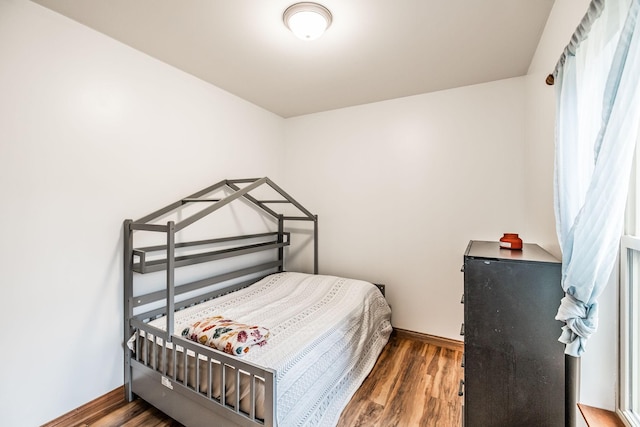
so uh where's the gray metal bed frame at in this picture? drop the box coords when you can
[123,177,318,427]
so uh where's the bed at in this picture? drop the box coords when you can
[124,178,392,427]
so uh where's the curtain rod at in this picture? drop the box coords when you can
[545,0,604,85]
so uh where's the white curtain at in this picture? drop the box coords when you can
[554,0,640,357]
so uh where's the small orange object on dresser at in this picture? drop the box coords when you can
[499,233,523,250]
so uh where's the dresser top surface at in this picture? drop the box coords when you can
[465,240,560,264]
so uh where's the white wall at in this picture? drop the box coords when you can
[0,1,284,425]
[524,0,617,418]
[283,78,527,340]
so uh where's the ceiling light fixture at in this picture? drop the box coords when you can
[283,2,332,41]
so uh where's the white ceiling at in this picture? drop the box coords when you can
[31,0,556,118]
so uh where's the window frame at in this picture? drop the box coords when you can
[619,130,640,427]
[619,236,640,426]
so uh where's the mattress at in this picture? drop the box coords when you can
[131,271,392,426]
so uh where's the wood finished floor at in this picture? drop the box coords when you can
[44,331,463,427]
[337,331,463,426]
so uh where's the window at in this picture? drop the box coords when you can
[620,237,640,426]
[620,133,640,427]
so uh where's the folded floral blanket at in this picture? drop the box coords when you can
[181,315,270,356]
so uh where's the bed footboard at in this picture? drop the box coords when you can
[128,321,276,427]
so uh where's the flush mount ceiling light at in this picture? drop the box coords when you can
[283,2,332,41]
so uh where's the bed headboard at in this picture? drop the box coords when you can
[123,177,317,336]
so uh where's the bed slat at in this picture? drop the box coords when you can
[133,240,289,274]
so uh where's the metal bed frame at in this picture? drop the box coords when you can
[123,177,318,427]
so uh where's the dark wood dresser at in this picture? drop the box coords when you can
[461,240,576,427]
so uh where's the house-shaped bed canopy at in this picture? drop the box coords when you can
[123,177,318,417]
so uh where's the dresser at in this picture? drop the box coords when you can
[461,240,576,427]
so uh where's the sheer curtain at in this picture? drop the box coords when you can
[554,0,640,357]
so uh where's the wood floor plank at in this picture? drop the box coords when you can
[121,406,182,427]
[339,400,385,427]
[420,396,461,426]
[42,387,128,427]
[428,347,461,401]
[369,350,403,405]
[89,400,155,427]
[337,331,463,427]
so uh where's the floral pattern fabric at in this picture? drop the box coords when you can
[182,315,270,356]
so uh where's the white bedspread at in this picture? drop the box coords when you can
[145,271,392,426]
